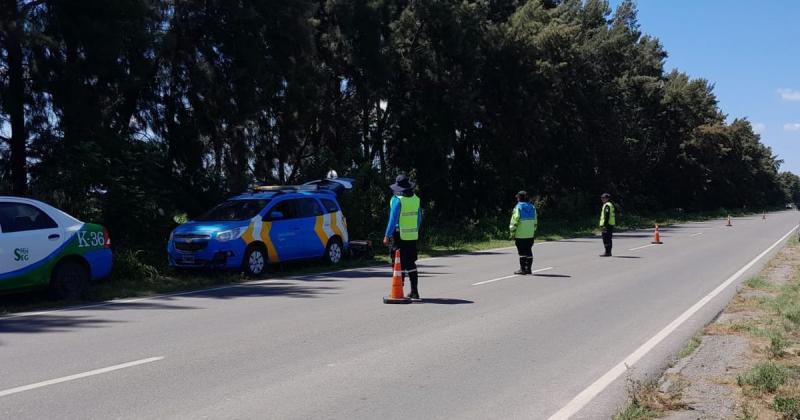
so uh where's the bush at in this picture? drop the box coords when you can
[738,362,789,394]
[774,395,800,419]
[113,249,161,283]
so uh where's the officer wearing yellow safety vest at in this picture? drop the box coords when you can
[509,191,537,275]
[599,193,616,257]
[383,174,422,300]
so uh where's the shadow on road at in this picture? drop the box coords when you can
[614,256,642,259]
[0,281,341,340]
[418,298,473,305]
[534,273,571,278]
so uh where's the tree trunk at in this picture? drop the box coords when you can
[2,0,28,195]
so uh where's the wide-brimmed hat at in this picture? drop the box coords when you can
[601,193,611,199]
[390,174,416,193]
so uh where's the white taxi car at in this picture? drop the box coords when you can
[0,197,112,298]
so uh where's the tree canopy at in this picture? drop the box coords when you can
[1,0,797,247]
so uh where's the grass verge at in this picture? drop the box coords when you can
[654,233,800,418]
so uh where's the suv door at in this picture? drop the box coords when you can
[0,202,65,288]
[264,199,301,261]
[293,198,325,258]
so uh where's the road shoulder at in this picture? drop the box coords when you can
[616,233,800,419]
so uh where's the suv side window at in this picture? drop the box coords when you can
[320,199,339,214]
[295,198,323,218]
[0,202,58,233]
[267,200,298,220]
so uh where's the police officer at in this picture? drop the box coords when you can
[383,174,422,300]
[599,193,615,257]
[509,191,537,274]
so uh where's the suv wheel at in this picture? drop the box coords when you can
[243,245,267,277]
[324,238,344,265]
[50,260,89,300]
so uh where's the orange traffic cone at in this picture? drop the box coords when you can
[726,215,732,227]
[383,250,411,304]
[651,224,663,244]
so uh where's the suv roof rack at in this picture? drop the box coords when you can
[250,184,318,193]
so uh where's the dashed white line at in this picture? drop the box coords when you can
[0,357,164,398]
[628,244,657,251]
[472,267,553,286]
[547,225,799,420]
[690,232,704,237]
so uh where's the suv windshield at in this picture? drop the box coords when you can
[195,199,270,222]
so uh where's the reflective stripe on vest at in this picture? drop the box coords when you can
[398,195,420,240]
[599,202,616,226]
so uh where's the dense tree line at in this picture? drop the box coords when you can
[1,0,798,249]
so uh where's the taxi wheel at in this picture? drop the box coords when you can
[50,260,89,300]
[243,244,267,277]
[324,238,344,265]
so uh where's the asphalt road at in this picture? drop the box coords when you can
[1,211,798,420]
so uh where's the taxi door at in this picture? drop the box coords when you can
[264,199,300,261]
[0,201,66,287]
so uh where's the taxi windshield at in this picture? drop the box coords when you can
[195,199,270,222]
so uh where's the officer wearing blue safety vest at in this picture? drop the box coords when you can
[509,191,537,275]
[599,193,616,257]
[383,174,422,300]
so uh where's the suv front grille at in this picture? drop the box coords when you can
[175,242,208,251]
[174,233,211,252]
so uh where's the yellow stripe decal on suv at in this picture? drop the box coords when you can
[259,221,279,262]
[314,215,329,247]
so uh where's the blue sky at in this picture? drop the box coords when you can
[610,0,800,174]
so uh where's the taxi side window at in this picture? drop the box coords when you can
[0,203,58,233]
[295,198,323,218]
[267,200,298,220]
[320,199,339,214]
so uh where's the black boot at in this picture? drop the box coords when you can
[514,257,527,275]
[525,257,533,274]
[600,247,612,257]
[407,271,420,300]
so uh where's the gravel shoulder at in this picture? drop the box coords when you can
[616,234,800,419]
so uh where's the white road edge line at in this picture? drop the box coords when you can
[0,356,164,398]
[547,225,799,420]
[628,244,657,251]
[690,232,704,237]
[472,267,553,286]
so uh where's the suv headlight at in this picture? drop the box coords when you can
[216,227,246,242]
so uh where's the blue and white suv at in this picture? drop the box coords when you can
[167,179,351,276]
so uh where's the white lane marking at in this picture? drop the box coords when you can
[690,232,704,237]
[547,225,799,420]
[0,357,164,398]
[628,244,657,251]
[472,267,553,286]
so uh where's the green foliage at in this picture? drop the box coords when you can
[774,395,800,419]
[746,276,773,290]
[769,331,790,359]
[113,249,161,284]
[738,362,789,394]
[677,334,702,359]
[0,0,795,282]
[613,403,657,420]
